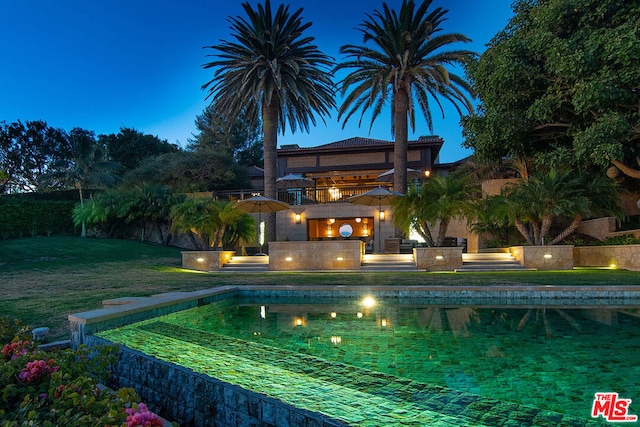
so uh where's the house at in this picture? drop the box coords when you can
[216,135,476,253]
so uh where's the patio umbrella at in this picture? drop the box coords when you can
[236,196,290,254]
[347,186,403,253]
[375,168,424,183]
[276,174,315,189]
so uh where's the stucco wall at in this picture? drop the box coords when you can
[269,241,363,271]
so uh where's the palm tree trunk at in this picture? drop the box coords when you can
[435,218,450,246]
[532,221,541,245]
[539,214,553,245]
[262,102,279,248]
[514,218,534,246]
[77,182,86,237]
[212,224,227,251]
[393,88,409,195]
[417,220,435,246]
[550,215,583,245]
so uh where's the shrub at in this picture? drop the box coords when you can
[0,199,76,238]
[0,319,169,426]
[0,316,31,344]
[600,234,640,246]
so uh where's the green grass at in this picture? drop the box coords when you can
[1,236,639,340]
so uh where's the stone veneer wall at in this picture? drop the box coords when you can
[269,241,363,270]
[181,251,235,271]
[86,336,347,427]
[510,246,574,270]
[575,217,616,241]
[574,245,640,271]
[414,247,463,271]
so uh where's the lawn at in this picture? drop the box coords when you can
[2,236,639,340]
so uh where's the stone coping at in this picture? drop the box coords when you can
[69,284,640,327]
[68,286,238,326]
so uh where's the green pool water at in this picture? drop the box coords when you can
[98,297,640,426]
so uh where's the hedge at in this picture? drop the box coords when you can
[0,197,77,239]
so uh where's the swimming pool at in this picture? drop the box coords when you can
[96,293,640,426]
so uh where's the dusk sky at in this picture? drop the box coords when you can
[1,0,514,163]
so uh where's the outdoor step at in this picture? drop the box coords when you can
[220,255,270,272]
[462,253,515,261]
[221,266,269,272]
[456,260,530,272]
[363,254,414,262]
[227,256,269,264]
[463,260,520,266]
[361,254,417,271]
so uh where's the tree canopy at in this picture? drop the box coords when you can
[0,120,69,193]
[462,0,640,172]
[188,104,263,167]
[100,127,179,173]
[122,149,249,192]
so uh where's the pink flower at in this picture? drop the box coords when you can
[17,359,59,383]
[125,403,164,427]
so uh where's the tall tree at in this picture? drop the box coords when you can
[336,0,475,194]
[188,104,263,167]
[40,128,120,236]
[100,127,179,173]
[0,120,69,193]
[122,149,248,192]
[202,0,336,244]
[462,0,640,174]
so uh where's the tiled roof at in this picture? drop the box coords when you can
[318,137,391,149]
[278,135,442,151]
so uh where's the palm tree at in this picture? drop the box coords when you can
[502,170,624,245]
[118,183,178,245]
[40,128,120,237]
[392,173,476,246]
[222,212,256,250]
[170,197,255,251]
[202,0,335,244]
[335,0,475,194]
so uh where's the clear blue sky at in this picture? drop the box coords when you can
[0,0,513,163]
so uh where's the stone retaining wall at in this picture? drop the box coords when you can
[574,245,640,271]
[510,245,574,270]
[181,251,235,271]
[87,336,346,427]
[414,247,463,271]
[268,241,363,270]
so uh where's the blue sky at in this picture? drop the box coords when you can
[1,0,513,163]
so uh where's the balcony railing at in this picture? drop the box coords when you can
[214,184,388,205]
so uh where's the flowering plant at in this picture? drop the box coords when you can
[126,402,165,427]
[1,340,32,360]
[0,318,171,426]
[18,358,59,383]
